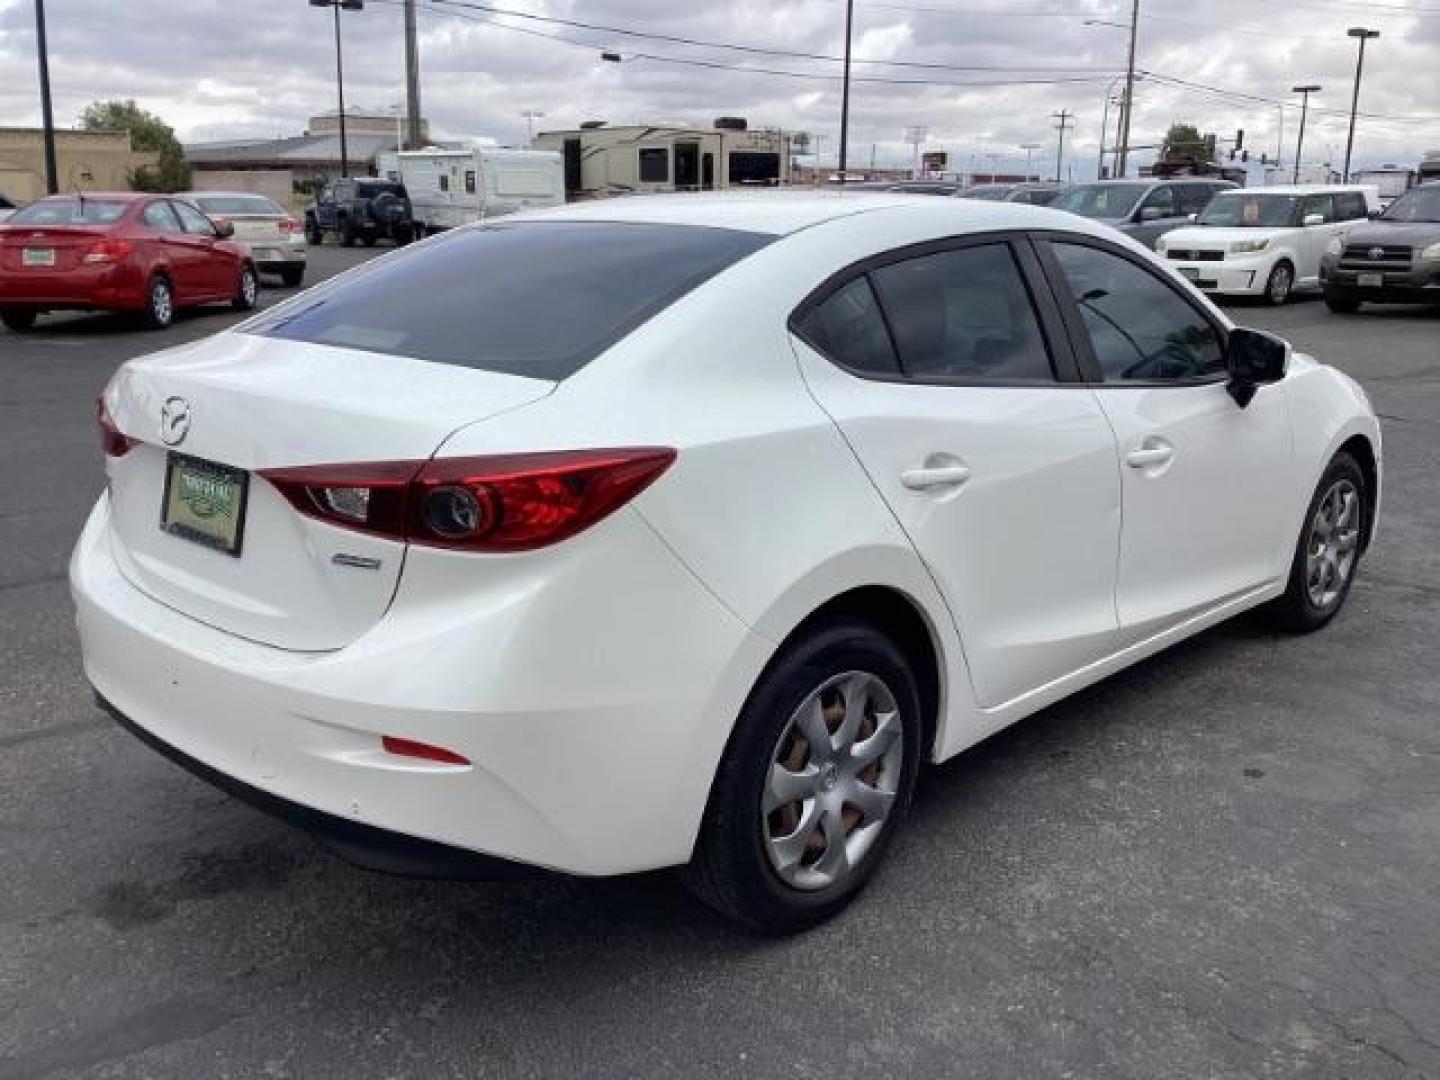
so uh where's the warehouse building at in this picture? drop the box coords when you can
[532,120,791,199]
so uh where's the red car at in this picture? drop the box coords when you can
[0,192,258,332]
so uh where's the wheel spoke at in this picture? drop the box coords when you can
[844,779,896,824]
[796,697,832,760]
[810,807,850,882]
[769,800,822,872]
[765,762,819,813]
[833,674,872,753]
[848,708,900,771]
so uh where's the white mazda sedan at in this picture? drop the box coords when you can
[73,193,1380,932]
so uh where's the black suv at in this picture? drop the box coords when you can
[1321,182,1440,313]
[305,178,415,247]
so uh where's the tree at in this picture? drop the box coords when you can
[1161,123,1217,162]
[79,99,192,192]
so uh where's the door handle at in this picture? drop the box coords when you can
[900,463,972,491]
[1125,442,1175,469]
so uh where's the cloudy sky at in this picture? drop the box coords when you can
[1,0,1437,180]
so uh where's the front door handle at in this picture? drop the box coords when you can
[900,463,972,491]
[1125,441,1175,469]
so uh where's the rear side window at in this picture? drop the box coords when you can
[792,277,899,376]
[245,221,773,380]
[193,195,284,216]
[1335,192,1368,220]
[142,202,182,233]
[869,244,1053,381]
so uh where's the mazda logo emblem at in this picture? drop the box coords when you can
[160,396,192,446]
[1368,247,1386,260]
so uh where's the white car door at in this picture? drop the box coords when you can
[1297,193,1341,288]
[792,237,1123,710]
[1040,237,1295,642]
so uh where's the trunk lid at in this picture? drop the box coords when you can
[102,332,554,651]
[0,225,110,272]
[225,215,288,243]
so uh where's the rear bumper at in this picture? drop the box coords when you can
[0,264,145,309]
[71,493,769,877]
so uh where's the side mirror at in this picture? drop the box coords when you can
[212,217,235,239]
[1226,328,1290,407]
[1302,213,1325,227]
[1139,206,1166,222]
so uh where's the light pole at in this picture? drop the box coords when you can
[520,110,545,145]
[33,0,58,194]
[1291,84,1321,184]
[1342,28,1379,183]
[838,0,855,179]
[310,0,364,179]
[1117,0,1141,177]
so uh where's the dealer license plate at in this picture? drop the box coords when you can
[22,248,55,267]
[160,453,249,557]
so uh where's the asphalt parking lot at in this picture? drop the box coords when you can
[2,245,1438,1079]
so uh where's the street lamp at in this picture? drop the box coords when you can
[309,0,364,179]
[1084,9,1141,177]
[1291,84,1321,184]
[1342,28,1380,183]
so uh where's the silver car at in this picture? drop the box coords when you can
[178,191,307,287]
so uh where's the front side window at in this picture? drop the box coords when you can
[792,277,898,376]
[245,221,772,380]
[869,244,1054,381]
[1139,186,1177,218]
[141,202,183,233]
[1301,194,1336,224]
[1050,242,1224,383]
[638,148,669,184]
[172,201,217,235]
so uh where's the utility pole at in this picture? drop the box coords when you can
[310,0,364,178]
[33,0,58,194]
[1342,28,1379,183]
[1292,84,1321,184]
[404,0,422,150]
[1052,111,1073,183]
[838,0,855,179]
[1115,0,1141,177]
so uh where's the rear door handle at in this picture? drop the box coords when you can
[900,464,972,491]
[1125,442,1175,469]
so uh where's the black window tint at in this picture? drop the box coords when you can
[1051,242,1225,382]
[1301,194,1335,223]
[1336,192,1367,220]
[638,148,668,183]
[793,276,898,376]
[1140,185,1177,217]
[869,244,1054,381]
[246,221,772,380]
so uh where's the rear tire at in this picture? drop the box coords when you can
[279,266,305,288]
[232,264,259,312]
[340,219,358,247]
[1263,261,1294,306]
[683,619,922,934]
[1,308,38,332]
[142,276,175,329]
[1267,451,1367,633]
[304,216,323,245]
[1325,293,1361,314]
[362,232,378,248]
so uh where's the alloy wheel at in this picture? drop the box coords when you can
[151,280,173,326]
[1306,478,1360,609]
[762,671,904,892]
[1268,264,1293,304]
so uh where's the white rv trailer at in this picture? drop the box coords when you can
[377,147,565,232]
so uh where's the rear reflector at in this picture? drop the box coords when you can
[381,736,470,766]
[261,447,676,552]
[97,397,138,457]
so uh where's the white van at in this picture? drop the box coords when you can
[381,147,564,234]
[1155,185,1379,304]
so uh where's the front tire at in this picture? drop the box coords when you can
[232,265,259,311]
[1263,261,1294,306]
[1,308,38,332]
[683,619,922,934]
[142,276,175,329]
[1268,451,1367,633]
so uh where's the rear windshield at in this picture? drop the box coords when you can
[9,198,128,226]
[356,181,406,197]
[191,195,284,216]
[1051,184,1146,219]
[245,221,773,379]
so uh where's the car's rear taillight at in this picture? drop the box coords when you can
[260,448,676,552]
[278,217,302,235]
[97,397,138,457]
[83,239,133,265]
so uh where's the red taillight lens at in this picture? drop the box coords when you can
[259,448,675,552]
[97,397,138,457]
[381,736,470,766]
[278,217,302,235]
[83,239,133,265]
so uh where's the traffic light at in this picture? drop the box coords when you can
[1235,129,1245,151]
